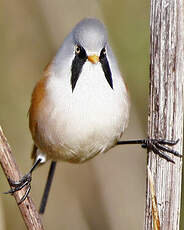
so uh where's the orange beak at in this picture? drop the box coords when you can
[88,55,99,64]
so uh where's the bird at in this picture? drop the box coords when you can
[6,18,182,214]
[29,18,130,165]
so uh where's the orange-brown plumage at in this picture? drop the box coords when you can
[29,63,52,160]
[29,78,46,133]
[29,63,51,135]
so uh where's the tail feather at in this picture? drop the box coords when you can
[39,161,57,214]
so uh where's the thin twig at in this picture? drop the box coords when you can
[0,126,44,230]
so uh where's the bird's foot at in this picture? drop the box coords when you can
[141,138,182,163]
[117,138,182,163]
[4,173,32,204]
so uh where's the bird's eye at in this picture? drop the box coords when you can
[74,45,87,60]
[102,48,106,55]
[75,45,81,54]
[100,47,106,59]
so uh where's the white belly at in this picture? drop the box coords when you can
[38,62,129,163]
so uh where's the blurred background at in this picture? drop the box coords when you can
[0,0,179,229]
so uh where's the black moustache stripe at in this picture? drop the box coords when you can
[99,54,113,90]
[70,47,87,92]
[71,46,113,91]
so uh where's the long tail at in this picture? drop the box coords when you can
[39,161,57,214]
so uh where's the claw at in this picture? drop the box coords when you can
[18,185,31,204]
[4,173,32,204]
[8,173,32,187]
[146,138,182,163]
[154,142,182,157]
[152,138,179,146]
[5,180,30,194]
[148,141,175,163]
[4,158,42,204]
[117,138,182,163]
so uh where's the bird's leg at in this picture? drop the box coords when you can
[4,158,42,204]
[117,138,182,163]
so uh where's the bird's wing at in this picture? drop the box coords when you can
[28,61,52,158]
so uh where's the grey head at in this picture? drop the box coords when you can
[72,18,108,53]
[54,18,113,91]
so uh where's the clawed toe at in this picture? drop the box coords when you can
[145,138,182,163]
[117,138,182,163]
[154,138,179,146]
[18,185,31,204]
[8,173,32,187]
[4,173,32,204]
[4,158,42,204]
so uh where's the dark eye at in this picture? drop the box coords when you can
[75,45,81,54]
[100,47,106,60]
[75,45,87,60]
